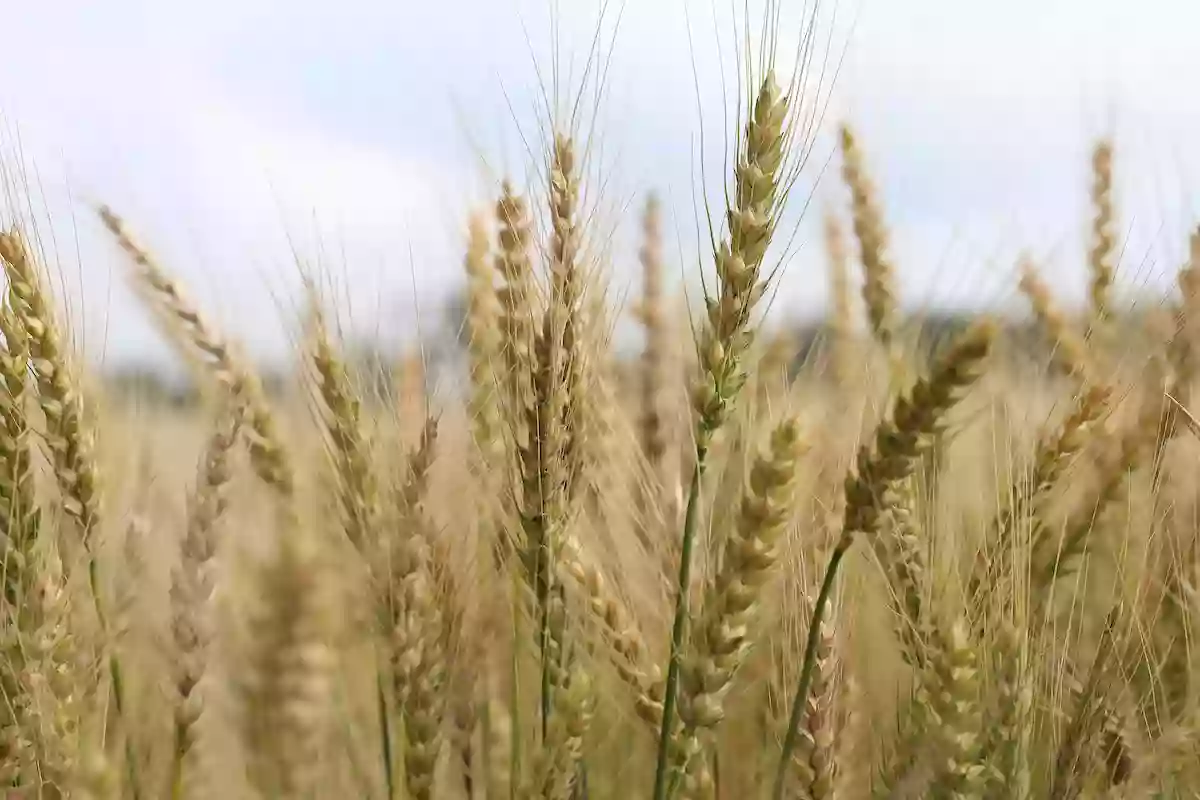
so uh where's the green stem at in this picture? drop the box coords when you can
[651,449,707,800]
[480,693,492,800]
[509,570,523,800]
[167,729,184,800]
[89,556,141,800]
[539,575,551,742]
[377,666,395,799]
[773,544,849,800]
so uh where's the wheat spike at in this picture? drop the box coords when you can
[691,72,790,445]
[789,593,839,800]
[559,535,664,728]
[168,405,242,798]
[522,664,593,800]
[970,382,1112,608]
[0,231,101,547]
[658,68,795,800]
[1018,257,1092,383]
[463,209,505,471]
[495,182,537,429]
[547,133,588,503]
[1088,139,1117,332]
[0,293,40,608]
[841,321,996,546]
[639,192,670,478]
[672,418,807,781]
[236,530,331,799]
[96,205,294,497]
[840,124,898,357]
[307,293,376,554]
[925,618,986,799]
[824,211,858,390]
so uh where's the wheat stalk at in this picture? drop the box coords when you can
[655,68,793,800]
[775,320,995,799]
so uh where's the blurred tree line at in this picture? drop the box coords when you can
[102,285,1168,409]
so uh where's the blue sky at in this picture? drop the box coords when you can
[2,0,1199,366]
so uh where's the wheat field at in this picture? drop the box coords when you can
[0,5,1198,800]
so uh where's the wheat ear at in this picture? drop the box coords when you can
[0,229,144,798]
[307,293,376,553]
[787,592,839,800]
[655,69,792,800]
[236,530,331,799]
[669,418,807,788]
[923,619,986,798]
[463,209,505,470]
[0,294,40,609]
[1049,607,1123,800]
[382,419,449,799]
[824,211,857,390]
[495,182,537,431]
[522,663,594,800]
[872,480,928,665]
[980,619,1032,798]
[547,133,588,503]
[0,231,100,547]
[969,383,1112,609]
[559,535,664,728]
[1019,257,1092,383]
[0,291,48,790]
[95,205,294,496]
[1032,394,1160,591]
[639,192,669,482]
[840,124,900,373]
[17,549,93,795]
[167,404,242,799]
[1088,139,1116,334]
